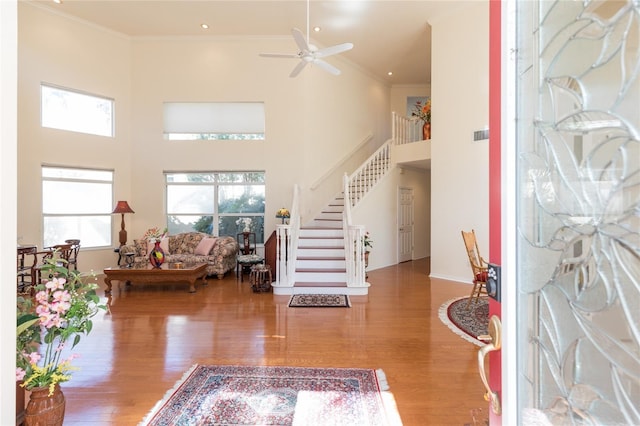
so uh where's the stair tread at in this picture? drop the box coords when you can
[297,256,345,260]
[294,282,348,287]
[296,268,347,272]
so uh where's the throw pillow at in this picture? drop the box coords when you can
[147,237,170,255]
[195,237,217,255]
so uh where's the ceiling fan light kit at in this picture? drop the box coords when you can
[259,0,353,78]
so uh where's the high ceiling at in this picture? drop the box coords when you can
[29,0,463,85]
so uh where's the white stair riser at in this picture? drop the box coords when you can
[296,259,346,269]
[309,220,342,229]
[316,212,342,220]
[295,272,347,281]
[298,238,343,248]
[299,228,343,238]
[297,248,345,257]
[323,205,343,213]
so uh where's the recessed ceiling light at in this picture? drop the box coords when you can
[53,0,63,4]
[201,24,209,30]
[313,26,321,32]
[387,72,393,76]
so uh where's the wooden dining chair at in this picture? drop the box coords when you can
[65,239,81,271]
[35,244,73,284]
[461,230,488,309]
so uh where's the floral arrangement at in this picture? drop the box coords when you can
[142,227,168,242]
[16,253,106,396]
[236,217,253,232]
[412,99,431,124]
[364,232,373,252]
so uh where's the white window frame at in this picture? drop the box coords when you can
[42,166,114,249]
[165,171,265,243]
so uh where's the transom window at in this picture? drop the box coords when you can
[41,84,114,137]
[42,166,114,248]
[165,172,265,243]
[163,102,265,140]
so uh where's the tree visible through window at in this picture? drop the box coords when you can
[165,172,265,243]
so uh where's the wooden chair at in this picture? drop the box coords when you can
[17,245,38,293]
[461,230,488,309]
[236,232,264,281]
[65,239,81,271]
[35,244,73,284]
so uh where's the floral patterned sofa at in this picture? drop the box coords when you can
[120,232,239,279]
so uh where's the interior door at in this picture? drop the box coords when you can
[397,187,413,263]
[494,1,640,424]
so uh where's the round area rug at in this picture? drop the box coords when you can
[438,296,489,346]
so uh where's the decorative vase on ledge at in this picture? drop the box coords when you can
[423,122,431,140]
[149,240,165,268]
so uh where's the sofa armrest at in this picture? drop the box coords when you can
[119,244,136,255]
[213,236,239,257]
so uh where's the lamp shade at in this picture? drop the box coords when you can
[112,201,135,214]
[275,208,290,218]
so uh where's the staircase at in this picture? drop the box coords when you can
[293,197,348,294]
[273,142,392,296]
[273,113,426,296]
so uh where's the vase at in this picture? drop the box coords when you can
[24,384,65,426]
[423,122,431,140]
[149,240,165,268]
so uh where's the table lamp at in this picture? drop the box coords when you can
[112,201,135,246]
[276,208,290,224]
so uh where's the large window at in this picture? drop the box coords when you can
[165,172,265,243]
[163,102,265,140]
[41,84,114,137]
[42,166,114,248]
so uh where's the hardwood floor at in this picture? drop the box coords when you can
[56,258,486,425]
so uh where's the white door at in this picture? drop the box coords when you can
[398,187,413,263]
[500,1,640,424]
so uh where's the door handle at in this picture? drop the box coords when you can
[477,315,502,415]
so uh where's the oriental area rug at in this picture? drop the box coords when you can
[438,296,489,347]
[139,365,402,426]
[288,294,351,308]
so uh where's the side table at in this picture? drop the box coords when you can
[250,264,272,293]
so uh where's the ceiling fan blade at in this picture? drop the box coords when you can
[289,60,308,78]
[313,59,341,76]
[314,42,354,58]
[291,28,310,53]
[259,53,300,59]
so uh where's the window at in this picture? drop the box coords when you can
[165,172,265,243]
[41,84,114,137]
[42,166,114,248]
[163,102,265,140]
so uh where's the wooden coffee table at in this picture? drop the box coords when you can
[103,262,208,294]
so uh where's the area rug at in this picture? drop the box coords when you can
[438,296,489,346]
[139,364,402,426]
[288,294,351,308]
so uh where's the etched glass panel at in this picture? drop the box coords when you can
[516,1,640,424]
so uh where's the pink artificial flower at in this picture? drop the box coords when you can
[16,368,26,381]
[27,351,41,364]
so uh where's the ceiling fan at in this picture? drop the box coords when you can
[259,0,354,78]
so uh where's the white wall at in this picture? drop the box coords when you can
[430,1,489,283]
[352,165,430,270]
[1,1,18,423]
[16,4,392,273]
[17,3,133,272]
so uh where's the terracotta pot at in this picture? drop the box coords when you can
[16,381,25,425]
[24,384,65,426]
[423,122,431,140]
